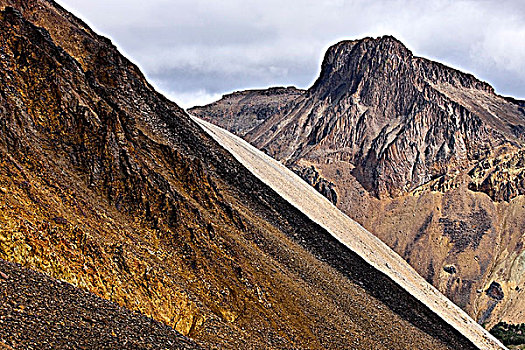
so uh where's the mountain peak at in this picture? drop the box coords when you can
[191,34,525,347]
[311,35,494,99]
[329,35,412,55]
[311,35,413,96]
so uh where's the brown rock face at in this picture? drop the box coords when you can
[0,2,483,349]
[190,36,525,328]
[193,36,524,199]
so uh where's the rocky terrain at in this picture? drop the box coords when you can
[0,1,496,349]
[191,36,525,329]
[0,259,200,349]
[194,117,503,349]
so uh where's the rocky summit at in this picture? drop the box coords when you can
[0,1,498,349]
[191,35,525,330]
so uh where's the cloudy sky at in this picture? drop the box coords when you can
[55,0,525,108]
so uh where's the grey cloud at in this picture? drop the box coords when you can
[108,20,278,50]
[149,58,316,94]
[56,0,525,108]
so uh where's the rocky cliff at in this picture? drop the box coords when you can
[0,1,489,349]
[191,35,525,329]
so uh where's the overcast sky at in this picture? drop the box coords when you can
[55,0,525,108]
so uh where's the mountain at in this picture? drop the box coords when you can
[190,36,525,329]
[193,117,505,349]
[0,1,501,349]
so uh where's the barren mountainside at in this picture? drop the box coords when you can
[193,116,504,350]
[191,36,525,329]
[0,1,497,349]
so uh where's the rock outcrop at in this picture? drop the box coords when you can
[192,36,524,199]
[292,165,338,204]
[191,35,525,329]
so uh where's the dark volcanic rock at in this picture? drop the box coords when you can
[486,282,505,301]
[0,259,200,350]
[444,265,457,274]
[293,165,338,204]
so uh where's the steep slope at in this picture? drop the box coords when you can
[190,36,525,328]
[0,259,200,349]
[194,117,504,350]
[0,2,495,349]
